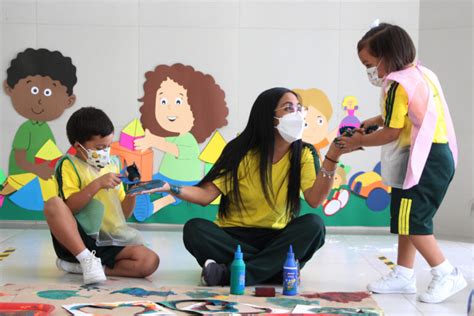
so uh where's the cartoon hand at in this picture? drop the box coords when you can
[135,129,166,152]
[134,129,154,152]
[35,162,54,180]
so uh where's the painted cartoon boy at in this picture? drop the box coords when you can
[4,48,77,179]
[293,88,338,160]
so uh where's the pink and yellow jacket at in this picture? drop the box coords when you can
[383,63,457,189]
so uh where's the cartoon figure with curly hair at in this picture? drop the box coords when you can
[135,63,228,214]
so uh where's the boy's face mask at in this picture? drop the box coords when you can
[78,143,111,169]
[274,111,305,143]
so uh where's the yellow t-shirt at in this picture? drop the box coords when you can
[58,155,126,235]
[60,157,126,201]
[383,81,448,147]
[213,147,317,229]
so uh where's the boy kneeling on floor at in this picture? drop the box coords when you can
[45,107,159,284]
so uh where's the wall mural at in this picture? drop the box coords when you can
[0,53,389,227]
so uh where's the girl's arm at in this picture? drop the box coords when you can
[337,126,402,150]
[360,115,384,127]
[303,143,345,208]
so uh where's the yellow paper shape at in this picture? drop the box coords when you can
[122,119,145,137]
[35,139,62,160]
[199,131,226,164]
[7,173,36,190]
[39,177,59,201]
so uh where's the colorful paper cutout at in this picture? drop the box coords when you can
[137,63,229,215]
[199,131,226,164]
[35,139,62,161]
[349,162,391,212]
[0,169,6,185]
[6,173,36,190]
[62,300,174,315]
[38,177,58,201]
[338,96,361,136]
[123,119,145,136]
[120,119,146,151]
[9,177,44,211]
[0,195,4,208]
[111,142,154,181]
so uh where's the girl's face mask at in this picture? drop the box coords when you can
[78,143,111,169]
[367,58,384,87]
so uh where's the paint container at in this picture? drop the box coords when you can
[230,245,245,295]
[282,245,298,296]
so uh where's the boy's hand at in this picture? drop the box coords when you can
[34,162,54,180]
[96,173,122,189]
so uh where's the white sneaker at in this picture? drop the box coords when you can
[80,250,106,285]
[418,267,467,303]
[56,258,83,274]
[368,269,417,294]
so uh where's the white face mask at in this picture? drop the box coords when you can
[366,59,384,87]
[78,143,111,169]
[275,111,305,143]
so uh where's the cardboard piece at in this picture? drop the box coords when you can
[292,304,383,315]
[111,142,154,181]
[160,299,288,315]
[63,300,174,316]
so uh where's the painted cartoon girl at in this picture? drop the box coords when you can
[135,64,228,214]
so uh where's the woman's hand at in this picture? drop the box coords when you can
[335,131,364,151]
[129,181,170,196]
[326,139,357,160]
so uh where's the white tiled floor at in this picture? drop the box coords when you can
[0,227,472,316]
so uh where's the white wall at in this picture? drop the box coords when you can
[0,0,420,183]
[419,0,473,240]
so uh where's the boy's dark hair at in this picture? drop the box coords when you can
[66,107,114,145]
[357,23,416,73]
[6,48,77,95]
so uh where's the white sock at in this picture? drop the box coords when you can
[431,260,454,277]
[75,249,92,262]
[395,265,415,278]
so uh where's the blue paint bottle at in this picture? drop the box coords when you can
[282,245,298,296]
[230,245,245,295]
